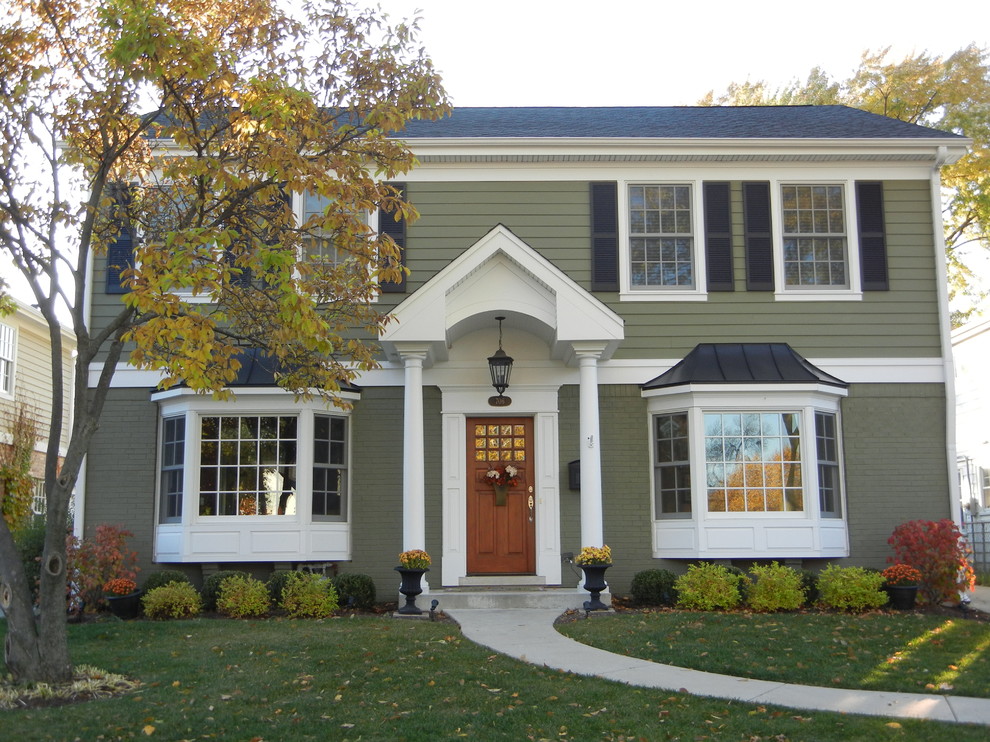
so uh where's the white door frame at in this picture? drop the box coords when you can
[440,386,561,586]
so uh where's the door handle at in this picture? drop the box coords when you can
[528,494,534,522]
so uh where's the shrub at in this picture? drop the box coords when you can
[816,565,886,611]
[280,572,339,618]
[201,570,250,611]
[65,524,139,611]
[143,582,202,619]
[217,575,271,618]
[747,563,805,612]
[629,569,678,606]
[142,570,190,593]
[267,570,294,604]
[888,519,976,605]
[674,562,744,610]
[332,573,377,610]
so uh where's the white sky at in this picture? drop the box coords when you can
[375,0,989,107]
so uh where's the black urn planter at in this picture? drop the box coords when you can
[395,567,428,615]
[580,563,612,611]
[886,584,919,610]
[106,590,143,620]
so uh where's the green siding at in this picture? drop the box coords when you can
[89,179,942,363]
[393,179,942,360]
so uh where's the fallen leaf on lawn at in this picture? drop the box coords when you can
[142,726,155,736]
[886,722,902,729]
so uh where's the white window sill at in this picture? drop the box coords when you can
[620,290,708,302]
[774,290,863,302]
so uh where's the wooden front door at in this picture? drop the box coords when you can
[467,417,535,574]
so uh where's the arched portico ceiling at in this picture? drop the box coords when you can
[379,225,624,365]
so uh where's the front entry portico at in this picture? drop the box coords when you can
[379,225,624,587]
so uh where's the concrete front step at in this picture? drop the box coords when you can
[428,586,610,611]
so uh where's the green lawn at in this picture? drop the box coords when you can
[558,610,990,698]
[2,616,989,741]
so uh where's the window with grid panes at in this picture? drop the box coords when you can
[781,184,848,288]
[198,415,297,516]
[628,184,695,288]
[0,323,14,395]
[705,412,804,513]
[816,412,842,517]
[654,413,691,517]
[160,416,185,522]
[473,423,527,462]
[312,414,347,520]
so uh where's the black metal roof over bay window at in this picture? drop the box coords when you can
[642,343,847,390]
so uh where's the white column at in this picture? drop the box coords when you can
[399,349,428,552]
[576,349,604,548]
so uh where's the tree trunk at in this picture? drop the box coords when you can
[0,521,45,682]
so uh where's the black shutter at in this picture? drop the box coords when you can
[743,181,774,291]
[590,181,619,291]
[856,181,888,291]
[704,182,734,291]
[105,185,134,294]
[379,182,407,294]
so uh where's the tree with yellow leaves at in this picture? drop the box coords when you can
[0,0,448,684]
[701,45,990,324]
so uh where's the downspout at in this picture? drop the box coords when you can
[931,145,963,525]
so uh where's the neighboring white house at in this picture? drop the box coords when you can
[954,312,990,512]
[0,297,76,516]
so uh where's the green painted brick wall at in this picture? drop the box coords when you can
[841,383,951,567]
[84,388,159,576]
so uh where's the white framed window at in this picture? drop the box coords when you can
[773,181,862,300]
[297,191,372,267]
[781,184,848,288]
[154,392,354,525]
[646,384,849,559]
[654,413,691,517]
[621,182,706,301]
[0,322,15,395]
[704,411,804,513]
[981,468,990,509]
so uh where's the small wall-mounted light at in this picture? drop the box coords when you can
[487,316,513,407]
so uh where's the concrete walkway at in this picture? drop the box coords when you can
[445,586,990,726]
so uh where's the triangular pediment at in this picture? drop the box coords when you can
[380,225,623,364]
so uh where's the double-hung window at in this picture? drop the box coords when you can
[629,184,695,290]
[654,413,691,517]
[781,184,849,289]
[0,322,14,395]
[312,414,347,521]
[160,416,185,522]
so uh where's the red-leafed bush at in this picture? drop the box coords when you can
[888,519,975,605]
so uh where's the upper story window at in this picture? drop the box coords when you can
[0,322,14,395]
[629,184,695,290]
[781,184,848,289]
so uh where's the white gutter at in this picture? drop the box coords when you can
[932,145,963,525]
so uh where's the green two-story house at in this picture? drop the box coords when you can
[82,106,967,597]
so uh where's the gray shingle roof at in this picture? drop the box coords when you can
[398,106,961,140]
[642,343,848,390]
